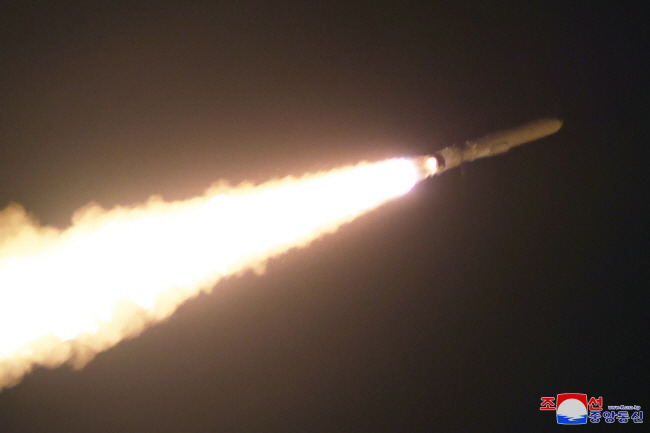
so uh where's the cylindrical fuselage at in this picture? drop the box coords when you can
[417,118,562,177]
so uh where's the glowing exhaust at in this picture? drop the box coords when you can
[0,119,563,391]
[0,158,421,390]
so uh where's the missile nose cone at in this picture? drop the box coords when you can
[476,117,563,150]
[546,118,563,134]
[524,118,563,140]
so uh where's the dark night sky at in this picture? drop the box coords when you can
[0,1,647,431]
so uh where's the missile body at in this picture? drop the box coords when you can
[417,118,562,177]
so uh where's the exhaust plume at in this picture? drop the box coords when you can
[0,158,421,390]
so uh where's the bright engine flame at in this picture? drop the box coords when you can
[0,158,421,390]
[425,156,439,175]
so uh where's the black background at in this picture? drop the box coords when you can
[0,1,646,431]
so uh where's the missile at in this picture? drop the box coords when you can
[416,118,563,177]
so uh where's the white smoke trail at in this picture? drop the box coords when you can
[0,158,423,390]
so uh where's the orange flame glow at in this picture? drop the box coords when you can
[0,158,422,390]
